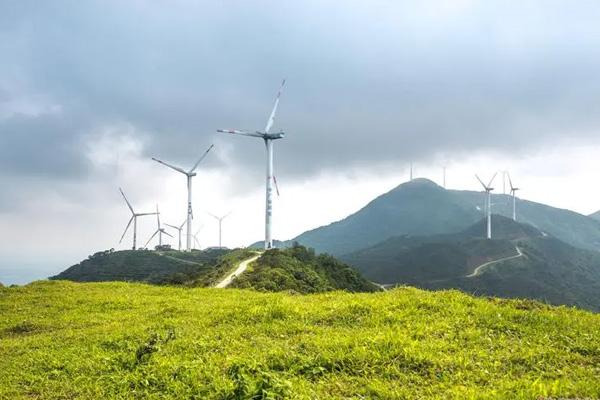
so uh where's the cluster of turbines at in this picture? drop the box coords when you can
[475,170,520,240]
[118,80,287,252]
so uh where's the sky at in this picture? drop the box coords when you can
[2,0,600,284]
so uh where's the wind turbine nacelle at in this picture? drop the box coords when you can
[264,131,285,140]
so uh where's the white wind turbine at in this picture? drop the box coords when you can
[145,205,173,249]
[217,79,286,250]
[507,173,520,221]
[208,212,231,249]
[152,144,214,252]
[191,226,203,250]
[165,219,187,251]
[475,173,497,239]
[118,188,158,250]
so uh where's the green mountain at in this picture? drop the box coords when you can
[292,178,600,256]
[2,281,599,398]
[50,248,230,284]
[343,216,600,311]
[231,245,379,293]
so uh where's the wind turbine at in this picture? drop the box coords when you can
[165,219,187,251]
[507,173,520,221]
[191,226,203,249]
[208,212,231,249]
[118,188,158,250]
[152,144,214,252]
[217,79,286,250]
[145,205,173,249]
[475,173,497,239]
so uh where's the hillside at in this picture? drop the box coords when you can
[50,248,234,285]
[590,210,600,221]
[1,281,599,399]
[292,178,600,255]
[343,216,600,311]
[230,245,379,293]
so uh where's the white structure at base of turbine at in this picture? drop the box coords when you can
[118,188,158,250]
[476,173,497,239]
[217,79,286,250]
[152,145,214,251]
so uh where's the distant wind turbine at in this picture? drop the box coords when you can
[475,173,497,239]
[145,205,173,249]
[217,79,286,250]
[165,219,187,251]
[208,212,231,249]
[152,144,214,252]
[507,173,520,221]
[118,188,158,250]
[191,226,203,249]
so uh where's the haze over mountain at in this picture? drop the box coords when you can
[292,179,600,256]
[343,216,600,311]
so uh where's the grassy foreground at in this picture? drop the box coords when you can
[1,281,599,399]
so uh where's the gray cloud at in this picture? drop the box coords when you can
[2,0,600,193]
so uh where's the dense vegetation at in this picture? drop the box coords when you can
[293,178,600,255]
[1,281,599,399]
[50,248,251,286]
[344,216,600,311]
[231,245,379,293]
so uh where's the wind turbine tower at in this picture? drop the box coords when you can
[217,79,286,250]
[152,145,214,251]
[475,173,497,239]
[209,212,231,248]
[508,173,520,221]
[165,219,187,251]
[118,188,158,250]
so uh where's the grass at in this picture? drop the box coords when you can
[1,281,600,399]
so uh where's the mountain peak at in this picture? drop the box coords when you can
[395,178,442,190]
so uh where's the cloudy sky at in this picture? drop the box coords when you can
[2,0,600,284]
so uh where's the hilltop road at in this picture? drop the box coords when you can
[214,253,261,288]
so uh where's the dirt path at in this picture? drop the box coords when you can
[158,253,203,266]
[214,253,261,288]
[466,246,523,278]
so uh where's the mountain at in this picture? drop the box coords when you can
[2,281,599,398]
[230,245,379,293]
[590,210,600,221]
[292,178,600,256]
[51,248,230,284]
[343,216,600,311]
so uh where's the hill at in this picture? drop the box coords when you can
[1,281,599,399]
[292,178,600,256]
[590,210,600,221]
[230,245,379,293]
[50,248,239,285]
[343,216,600,311]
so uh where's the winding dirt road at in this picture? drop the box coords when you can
[466,246,523,278]
[214,253,261,288]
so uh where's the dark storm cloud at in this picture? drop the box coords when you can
[2,0,600,183]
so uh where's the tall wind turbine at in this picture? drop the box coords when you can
[145,205,173,249]
[152,145,214,251]
[217,79,286,250]
[208,212,231,249]
[508,173,520,221]
[118,188,158,250]
[165,219,187,251]
[475,173,497,239]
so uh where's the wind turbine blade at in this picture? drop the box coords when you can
[179,219,187,229]
[223,210,233,220]
[161,229,174,238]
[217,129,264,138]
[119,216,134,243]
[207,212,219,220]
[273,176,280,196]
[507,172,514,191]
[151,157,187,174]
[165,223,180,230]
[264,79,286,134]
[475,174,487,190]
[487,172,498,188]
[189,144,214,173]
[119,188,134,214]
[136,212,158,216]
[145,230,159,248]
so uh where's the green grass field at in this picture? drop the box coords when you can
[1,281,599,399]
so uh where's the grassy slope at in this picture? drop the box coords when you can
[2,282,600,399]
[231,246,379,293]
